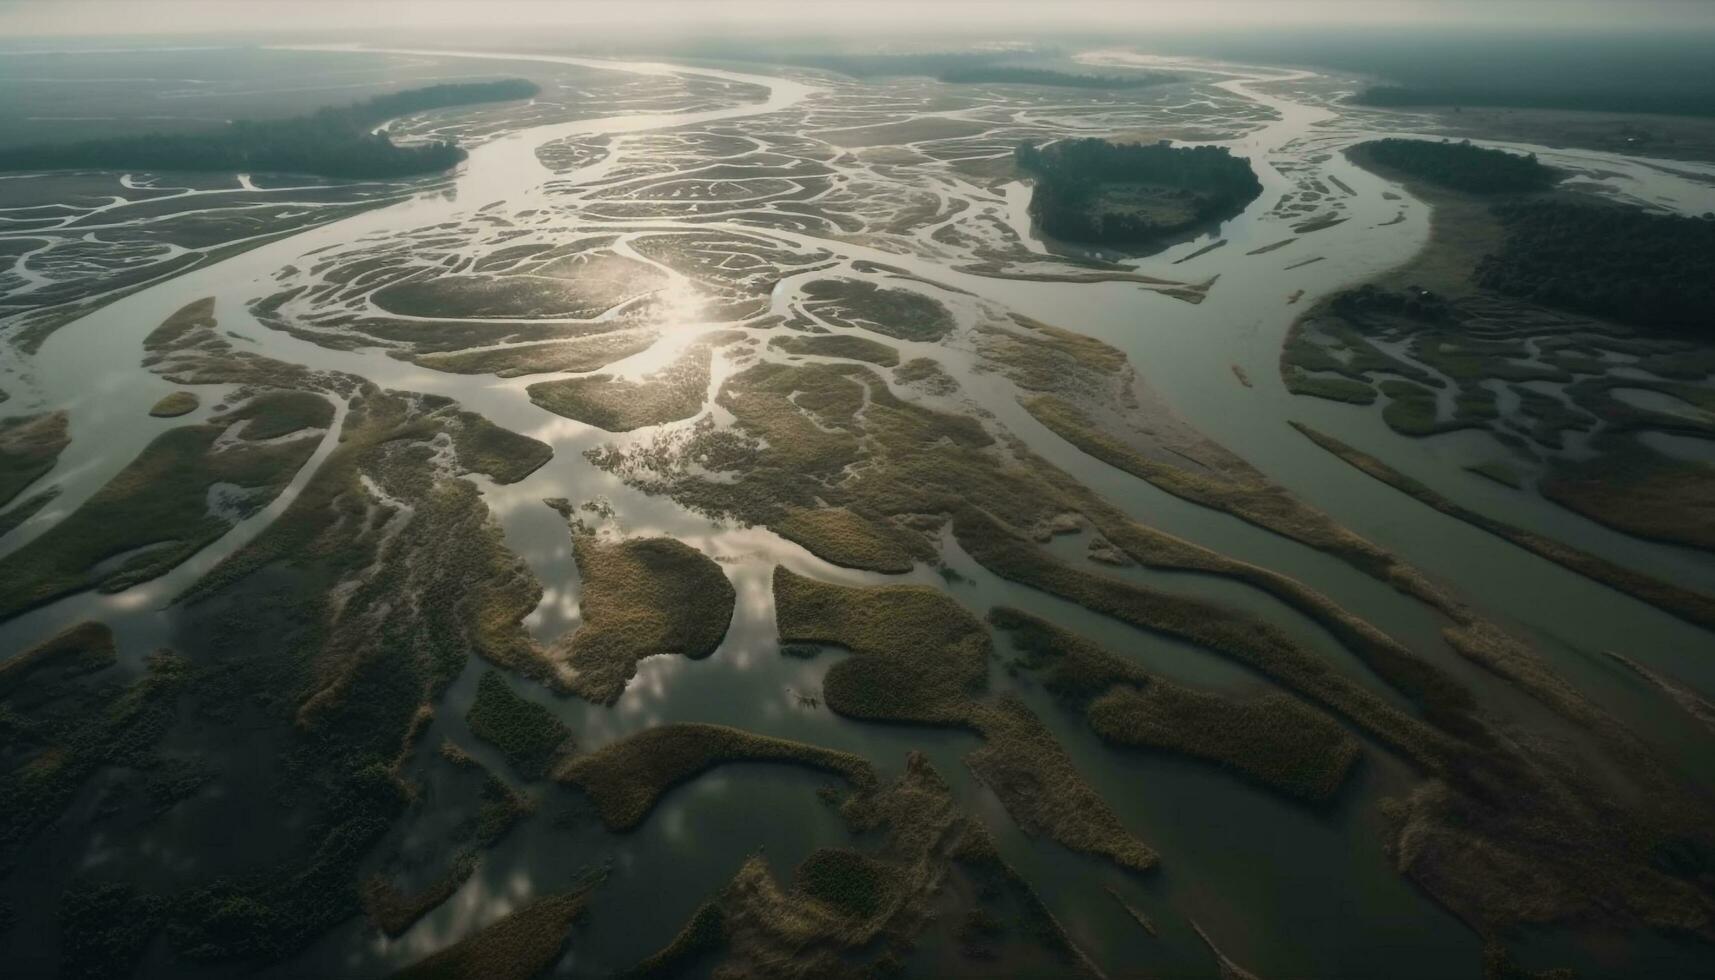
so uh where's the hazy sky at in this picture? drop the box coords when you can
[3,0,1713,37]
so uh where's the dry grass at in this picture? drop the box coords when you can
[0,410,69,508]
[773,506,916,573]
[148,391,200,418]
[527,341,710,432]
[556,536,735,704]
[412,331,658,379]
[770,334,901,367]
[554,723,877,831]
[390,889,593,980]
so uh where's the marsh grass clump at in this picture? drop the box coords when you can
[553,723,877,831]
[391,888,594,980]
[800,278,955,342]
[0,405,325,621]
[148,390,200,418]
[620,903,726,979]
[527,341,711,432]
[770,333,901,366]
[556,536,735,704]
[464,670,573,779]
[992,606,1359,803]
[58,880,167,980]
[1089,684,1360,803]
[773,566,989,725]
[795,848,893,920]
[0,409,69,508]
[413,331,660,379]
[774,506,917,573]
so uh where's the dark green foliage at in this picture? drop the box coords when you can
[1476,200,1715,335]
[390,890,592,980]
[0,80,537,178]
[59,881,168,980]
[556,723,876,831]
[1014,137,1262,245]
[465,670,572,779]
[795,848,890,919]
[1358,138,1558,193]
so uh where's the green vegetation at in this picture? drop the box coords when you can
[1476,200,1715,335]
[558,536,735,704]
[148,391,200,418]
[774,567,988,725]
[1089,686,1359,803]
[992,608,1359,802]
[464,670,574,779]
[554,723,877,831]
[796,848,893,919]
[770,333,901,366]
[59,880,167,980]
[0,410,68,509]
[0,80,539,178]
[2,623,187,868]
[1014,138,1262,246]
[391,889,592,980]
[774,570,1156,871]
[800,279,955,342]
[774,506,916,573]
[0,400,326,621]
[526,342,710,432]
[414,332,660,379]
[1354,138,1558,193]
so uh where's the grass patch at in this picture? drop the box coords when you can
[414,331,658,379]
[557,536,735,704]
[554,723,877,831]
[527,342,710,432]
[148,391,200,418]
[391,889,594,980]
[464,670,574,779]
[770,333,901,366]
[1089,685,1359,803]
[0,408,323,621]
[801,278,955,342]
[0,410,69,508]
[773,506,916,573]
[773,566,989,726]
[795,848,892,919]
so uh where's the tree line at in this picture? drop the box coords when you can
[1014,138,1262,244]
[1477,200,1715,336]
[0,80,539,180]
[1357,138,1558,193]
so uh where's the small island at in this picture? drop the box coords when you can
[0,79,539,179]
[1014,137,1262,247]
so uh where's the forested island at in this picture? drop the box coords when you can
[1353,84,1715,119]
[1477,201,1715,335]
[1354,138,1559,193]
[1014,138,1262,246]
[0,80,538,179]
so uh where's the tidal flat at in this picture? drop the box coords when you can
[0,35,1712,980]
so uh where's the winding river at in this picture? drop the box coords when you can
[2,44,1712,979]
